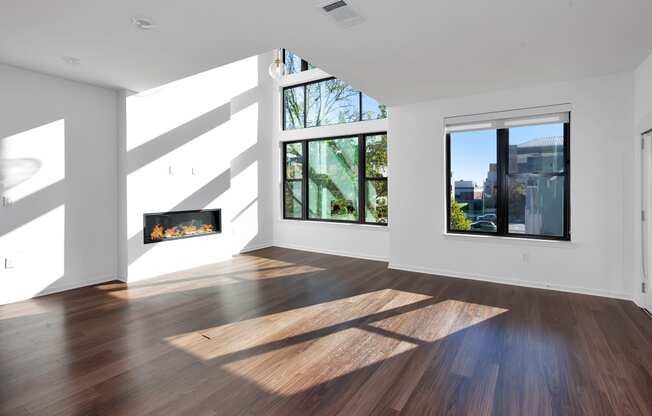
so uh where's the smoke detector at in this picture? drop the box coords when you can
[132,17,156,30]
[317,0,364,28]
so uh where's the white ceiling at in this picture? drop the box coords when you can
[1,0,652,105]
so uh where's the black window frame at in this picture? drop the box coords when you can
[282,77,385,131]
[282,132,388,226]
[446,119,571,241]
[282,141,306,220]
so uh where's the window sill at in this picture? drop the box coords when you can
[279,218,389,231]
[442,232,574,248]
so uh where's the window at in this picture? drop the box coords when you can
[283,78,387,130]
[283,142,304,219]
[446,114,570,240]
[283,133,388,225]
[309,137,360,221]
[307,79,360,127]
[283,49,311,74]
[365,134,388,224]
[362,94,387,121]
[283,86,304,129]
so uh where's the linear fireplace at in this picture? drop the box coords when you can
[143,209,221,244]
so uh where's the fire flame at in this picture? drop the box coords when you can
[150,221,215,241]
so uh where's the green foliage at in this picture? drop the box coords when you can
[450,198,471,231]
[365,134,387,177]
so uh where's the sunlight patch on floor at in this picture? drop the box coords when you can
[177,298,508,397]
[366,299,508,343]
[164,289,432,362]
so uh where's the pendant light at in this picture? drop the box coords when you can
[268,49,285,81]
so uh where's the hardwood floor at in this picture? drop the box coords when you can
[1,247,651,415]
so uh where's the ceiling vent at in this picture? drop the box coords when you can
[318,0,364,28]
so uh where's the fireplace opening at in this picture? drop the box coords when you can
[143,209,221,244]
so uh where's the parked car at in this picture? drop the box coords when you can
[470,220,497,232]
[477,214,497,222]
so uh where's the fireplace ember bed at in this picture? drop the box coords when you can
[143,209,221,244]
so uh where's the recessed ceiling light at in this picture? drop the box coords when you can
[132,17,156,30]
[62,56,81,66]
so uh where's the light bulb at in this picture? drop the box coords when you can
[268,59,285,80]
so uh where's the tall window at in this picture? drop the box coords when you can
[365,134,388,224]
[446,114,570,240]
[283,133,388,225]
[283,77,387,130]
[283,142,304,219]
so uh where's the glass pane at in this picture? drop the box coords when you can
[509,123,564,174]
[284,181,302,218]
[366,179,388,224]
[308,137,359,221]
[306,79,360,127]
[508,175,564,236]
[283,86,304,130]
[362,94,387,120]
[285,142,303,179]
[449,129,498,232]
[284,50,302,75]
[365,134,387,178]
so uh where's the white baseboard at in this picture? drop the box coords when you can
[239,242,274,254]
[272,242,389,262]
[388,262,633,301]
[36,275,118,298]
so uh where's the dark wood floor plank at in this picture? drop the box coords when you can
[1,247,651,416]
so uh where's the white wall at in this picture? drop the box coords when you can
[0,64,118,304]
[117,55,273,282]
[631,51,652,306]
[387,72,635,299]
[271,65,390,261]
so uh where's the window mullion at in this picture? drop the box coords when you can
[303,85,307,128]
[496,128,509,236]
[302,140,308,220]
[445,133,452,233]
[564,121,571,239]
[359,135,365,223]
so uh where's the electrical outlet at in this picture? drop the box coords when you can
[521,252,530,263]
[2,196,11,207]
[4,258,15,269]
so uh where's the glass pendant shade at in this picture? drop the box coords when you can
[268,50,285,80]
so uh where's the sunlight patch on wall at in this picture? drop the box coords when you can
[0,120,64,202]
[229,102,259,158]
[122,54,262,283]
[125,119,232,239]
[0,205,65,304]
[230,161,259,252]
[231,200,259,253]
[126,56,257,151]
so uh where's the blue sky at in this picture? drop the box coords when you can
[450,123,563,185]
